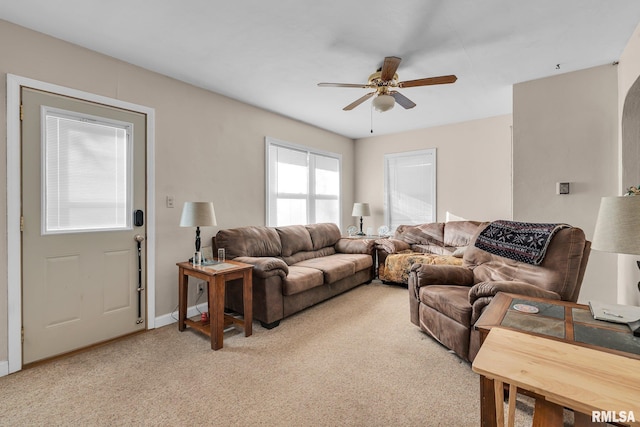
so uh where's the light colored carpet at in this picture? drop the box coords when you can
[0,282,537,426]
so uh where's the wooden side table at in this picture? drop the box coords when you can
[473,327,640,427]
[177,260,253,350]
[474,292,640,426]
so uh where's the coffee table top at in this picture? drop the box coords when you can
[475,292,640,359]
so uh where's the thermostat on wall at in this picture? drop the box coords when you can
[556,182,570,195]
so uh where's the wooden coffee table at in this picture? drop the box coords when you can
[474,292,640,426]
[177,260,253,350]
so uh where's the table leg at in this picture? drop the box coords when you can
[178,268,188,331]
[532,398,563,427]
[574,411,605,426]
[494,380,505,427]
[481,376,498,427]
[243,269,252,337]
[506,384,517,427]
[209,275,225,350]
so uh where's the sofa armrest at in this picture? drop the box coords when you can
[375,238,410,255]
[335,238,375,254]
[468,281,562,324]
[409,263,474,287]
[233,256,289,279]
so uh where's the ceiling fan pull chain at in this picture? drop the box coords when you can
[370,103,374,134]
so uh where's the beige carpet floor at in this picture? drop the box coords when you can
[0,282,539,426]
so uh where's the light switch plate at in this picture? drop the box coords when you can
[166,195,175,208]
[557,182,570,195]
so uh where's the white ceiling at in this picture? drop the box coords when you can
[2,0,640,139]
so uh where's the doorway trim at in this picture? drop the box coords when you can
[6,74,156,374]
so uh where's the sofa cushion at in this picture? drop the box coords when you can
[282,247,335,266]
[328,253,373,272]
[306,223,341,250]
[294,255,355,284]
[420,285,472,326]
[412,244,453,256]
[443,221,482,247]
[215,226,281,258]
[277,225,314,257]
[282,266,325,296]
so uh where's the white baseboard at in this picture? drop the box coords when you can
[0,360,9,377]
[154,302,209,328]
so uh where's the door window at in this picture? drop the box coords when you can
[42,107,133,234]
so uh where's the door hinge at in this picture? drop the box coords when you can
[20,104,24,121]
[20,216,24,232]
[21,326,24,343]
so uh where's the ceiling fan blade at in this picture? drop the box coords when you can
[318,82,373,88]
[398,75,457,88]
[343,92,375,111]
[390,91,416,109]
[380,56,402,81]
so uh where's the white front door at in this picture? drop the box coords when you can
[21,87,147,365]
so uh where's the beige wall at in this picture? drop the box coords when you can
[617,21,640,305]
[353,115,513,231]
[513,64,619,303]
[0,20,354,364]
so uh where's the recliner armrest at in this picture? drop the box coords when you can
[468,281,562,325]
[375,238,410,255]
[409,263,474,287]
[468,281,561,305]
[233,256,289,279]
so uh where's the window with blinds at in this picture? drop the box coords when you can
[384,149,436,232]
[43,107,133,234]
[266,138,341,227]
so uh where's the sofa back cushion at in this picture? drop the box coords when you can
[464,224,590,302]
[443,221,482,247]
[277,225,314,257]
[306,223,341,250]
[215,226,282,258]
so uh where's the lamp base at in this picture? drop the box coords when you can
[630,319,640,337]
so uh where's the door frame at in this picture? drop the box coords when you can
[6,74,156,374]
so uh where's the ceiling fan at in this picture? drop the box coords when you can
[318,56,457,112]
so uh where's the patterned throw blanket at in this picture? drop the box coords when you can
[474,220,569,265]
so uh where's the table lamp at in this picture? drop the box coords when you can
[351,202,371,236]
[592,194,640,335]
[180,202,217,261]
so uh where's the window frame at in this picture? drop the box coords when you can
[383,148,437,231]
[265,137,342,228]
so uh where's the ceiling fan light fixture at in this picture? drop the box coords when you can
[372,94,395,112]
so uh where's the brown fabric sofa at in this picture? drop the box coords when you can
[376,221,483,284]
[213,223,375,328]
[408,222,591,362]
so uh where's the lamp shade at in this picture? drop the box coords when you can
[372,94,395,112]
[351,203,371,217]
[592,196,640,255]
[179,202,217,227]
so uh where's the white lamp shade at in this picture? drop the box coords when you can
[179,202,217,227]
[592,196,640,255]
[372,94,395,112]
[351,203,371,217]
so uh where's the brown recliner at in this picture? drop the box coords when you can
[408,223,591,362]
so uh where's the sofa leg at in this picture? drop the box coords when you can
[260,320,281,329]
